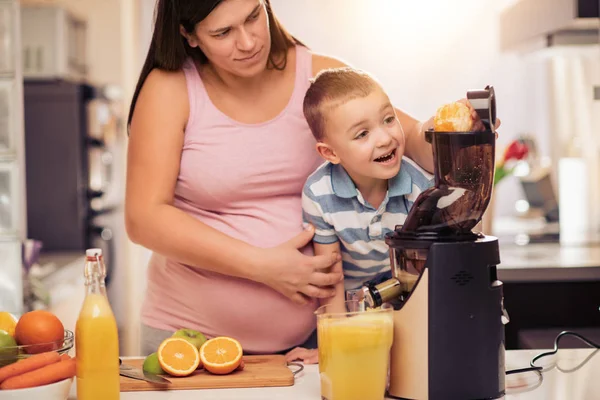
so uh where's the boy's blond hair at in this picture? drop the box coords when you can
[303,67,380,141]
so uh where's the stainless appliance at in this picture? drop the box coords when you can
[362,88,507,399]
[22,78,128,348]
[23,80,121,283]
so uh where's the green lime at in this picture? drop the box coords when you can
[0,329,18,367]
[143,352,165,375]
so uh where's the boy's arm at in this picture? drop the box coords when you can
[301,180,346,311]
[314,242,346,313]
[396,111,434,173]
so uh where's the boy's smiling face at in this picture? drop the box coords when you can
[316,87,406,187]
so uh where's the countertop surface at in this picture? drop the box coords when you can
[493,216,600,282]
[498,242,600,282]
[66,349,599,399]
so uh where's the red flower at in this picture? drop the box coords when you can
[494,139,529,186]
[500,139,529,166]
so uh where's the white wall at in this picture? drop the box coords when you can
[274,0,510,119]
[138,0,155,73]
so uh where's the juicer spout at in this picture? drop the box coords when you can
[363,278,401,309]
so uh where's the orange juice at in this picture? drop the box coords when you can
[317,306,393,400]
[75,249,120,400]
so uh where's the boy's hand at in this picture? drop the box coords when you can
[458,99,502,134]
[285,347,319,364]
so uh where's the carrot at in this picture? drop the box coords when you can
[0,351,61,384]
[0,358,76,390]
[59,354,71,361]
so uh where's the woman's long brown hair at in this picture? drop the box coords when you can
[128,0,303,127]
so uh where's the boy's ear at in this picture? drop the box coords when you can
[316,142,341,164]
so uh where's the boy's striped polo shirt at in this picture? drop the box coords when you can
[302,158,434,290]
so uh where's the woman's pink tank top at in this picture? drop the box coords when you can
[141,46,322,353]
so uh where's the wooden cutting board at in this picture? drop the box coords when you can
[120,355,294,391]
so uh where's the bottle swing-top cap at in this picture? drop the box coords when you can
[86,248,103,258]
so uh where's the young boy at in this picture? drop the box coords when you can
[286,67,435,364]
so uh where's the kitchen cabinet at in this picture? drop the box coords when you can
[0,1,18,155]
[0,161,20,235]
[503,280,600,349]
[21,5,88,81]
[0,1,16,75]
[0,0,27,316]
[0,80,15,152]
[498,242,600,349]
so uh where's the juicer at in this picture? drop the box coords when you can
[363,86,508,400]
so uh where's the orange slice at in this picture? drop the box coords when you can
[157,337,200,377]
[199,336,243,375]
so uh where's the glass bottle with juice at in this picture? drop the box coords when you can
[317,301,394,400]
[75,248,120,399]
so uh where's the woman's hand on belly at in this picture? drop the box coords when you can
[252,225,343,305]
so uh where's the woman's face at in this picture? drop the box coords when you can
[185,0,271,78]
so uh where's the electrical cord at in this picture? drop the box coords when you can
[505,365,542,375]
[505,330,600,375]
[530,331,600,368]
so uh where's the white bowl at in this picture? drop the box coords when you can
[0,377,73,400]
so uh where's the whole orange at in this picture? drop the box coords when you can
[14,310,64,354]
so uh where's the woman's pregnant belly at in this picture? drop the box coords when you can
[142,195,317,353]
[142,255,317,353]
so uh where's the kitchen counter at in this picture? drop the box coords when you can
[493,216,600,283]
[498,243,600,283]
[67,349,599,399]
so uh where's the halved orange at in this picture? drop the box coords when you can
[199,336,243,375]
[157,337,200,377]
[434,102,473,132]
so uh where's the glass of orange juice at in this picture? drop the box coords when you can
[317,300,394,400]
